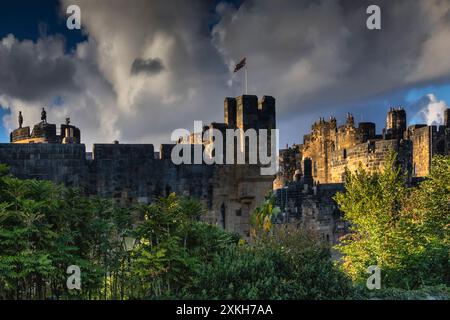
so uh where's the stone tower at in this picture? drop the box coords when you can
[223,95,276,164]
[224,95,276,132]
[385,107,406,140]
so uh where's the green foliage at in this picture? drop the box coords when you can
[0,169,354,300]
[0,167,134,299]
[179,227,354,300]
[3,152,447,300]
[0,175,237,300]
[128,193,238,299]
[352,285,450,300]
[334,153,450,289]
[250,193,281,238]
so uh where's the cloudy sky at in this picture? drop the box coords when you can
[1,0,450,149]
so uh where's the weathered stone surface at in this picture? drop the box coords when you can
[277,108,450,186]
[275,107,450,244]
[0,95,276,240]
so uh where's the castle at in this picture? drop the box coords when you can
[2,95,276,240]
[274,107,450,244]
[3,99,450,243]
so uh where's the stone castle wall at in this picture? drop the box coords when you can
[0,142,272,239]
[0,95,276,239]
[277,108,450,186]
[330,139,412,183]
[408,125,448,177]
[0,143,87,187]
[275,107,450,244]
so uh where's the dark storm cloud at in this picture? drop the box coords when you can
[0,34,78,102]
[214,0,450,114]
[2,0,450,148]
[130,58,165,75]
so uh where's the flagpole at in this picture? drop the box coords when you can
[245,66,248,94]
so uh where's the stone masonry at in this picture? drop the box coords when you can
[274,107,450,243]
[1,95,276,239]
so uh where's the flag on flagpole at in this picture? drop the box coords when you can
[233,58,246,73]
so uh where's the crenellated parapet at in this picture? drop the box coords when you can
[10,109,81,144]
[291,107,450,185]
[224,95,276,131]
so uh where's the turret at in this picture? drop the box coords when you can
[385,107,406,140]
[10,110,81,144]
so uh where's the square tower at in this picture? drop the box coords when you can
[385,107,406,140]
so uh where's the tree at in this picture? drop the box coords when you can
[0,167,132,300]
[128,193,238,298]
[334,153,450,289]
[250,193,281,239]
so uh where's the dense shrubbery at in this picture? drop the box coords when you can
[178,227,353,300]
[0,162,354,300]
[352,285,450,300]
[0,165,239,299]
[0,164,133,299]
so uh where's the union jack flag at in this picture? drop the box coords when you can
[233,58,246,73]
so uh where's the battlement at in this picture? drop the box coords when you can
[10,109,81,144]
[224,95,276,131]
[284,107,450,185]
[311,117,337,134]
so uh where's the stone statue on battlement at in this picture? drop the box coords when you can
[18,111,23,129]
[41,108,47,124]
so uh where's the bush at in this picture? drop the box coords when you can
[352,285,450,300]
[334,154,450,289]
[178,227,354,300]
